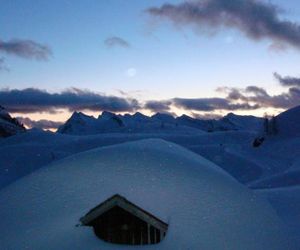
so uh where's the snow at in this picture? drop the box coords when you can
[0,139,294,249]
[1,106,300,249]
[188,144,263,183]
[0,129,258,189]
[250,170,300,189]
[256,186,300,246]
[276,105,300,137]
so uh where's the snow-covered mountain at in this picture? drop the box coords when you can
[0,105,25,137]
[57,111,205,135]
[57,111,125,135]
[219,112,264,131]
[57,110,264,135]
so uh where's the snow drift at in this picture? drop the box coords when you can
[0,139,294,249]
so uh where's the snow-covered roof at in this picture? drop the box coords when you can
[80,193,168,231]
[0,139,295,249]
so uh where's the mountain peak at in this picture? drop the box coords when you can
[99,111,116,120]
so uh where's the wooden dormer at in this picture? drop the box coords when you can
[80,194,168,245]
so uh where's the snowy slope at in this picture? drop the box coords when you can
[276,105,300,137]
[256,186,300,245]
[0,105,25,137]
[246,135,300,188]
[188,144,263,183]
[1,109,300,190]
[0,129,258,188]
[0,139,294,249]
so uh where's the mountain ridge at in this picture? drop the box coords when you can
[57,110,265,135]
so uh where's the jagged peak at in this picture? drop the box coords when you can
[133,111,147,117]
[177,114,193,120]
[99,111,116,120]
[224,112,259,119]
[70,111,93,120]
[152,112,174,118]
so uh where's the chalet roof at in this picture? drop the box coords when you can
[80,194,168,231]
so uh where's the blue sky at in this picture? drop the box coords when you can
[1,0,300,127]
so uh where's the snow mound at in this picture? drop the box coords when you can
[0,139,294,249]
[0,129,259,189]
[189,145,263,183]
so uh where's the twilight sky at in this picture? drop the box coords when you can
[1,0,300,129]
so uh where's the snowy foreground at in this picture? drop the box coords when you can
[0,139,295,249]
[0,106,300,249]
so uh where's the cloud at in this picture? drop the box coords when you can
[104,36,131,48]
[245,86,268,97]
[146,0,300,49]
[222,85,300,109]
[146,79,300,113]
[0,39,52,60]
[17,117,63,130]
[173,97,259,111]
[191,112,222,120]
[144,100,172,112]
[274,72,300,87]
[0,88,140,113]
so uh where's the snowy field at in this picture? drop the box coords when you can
[0,106,300,249]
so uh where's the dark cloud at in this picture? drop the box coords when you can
[144,100,171,112]
[104,36,130,48]
[216,87,247,101]
[0,88,140,113]
[17,117,63,130]
[0,39,52,60]
[274,72,300,87]
[147,0,300,49]
[191,112,222,120]
[173,97,259,111]
[245,86,268,97]
[223,85,300,109]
